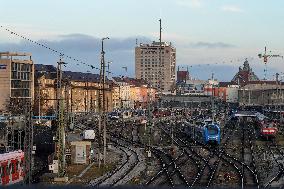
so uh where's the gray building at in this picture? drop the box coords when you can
[238,81,284,106]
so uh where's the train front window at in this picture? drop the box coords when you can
[267,123,274,128]
[208,127,218,135]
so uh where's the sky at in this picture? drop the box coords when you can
[0,0,284,81]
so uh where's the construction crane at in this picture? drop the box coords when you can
[258,46,283,80]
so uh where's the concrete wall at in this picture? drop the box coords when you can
[226,87,239,103]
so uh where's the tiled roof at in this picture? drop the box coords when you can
[112,77,148,87]
[34,64,111,83]
[247,80,282,85]
[63,71,100,82]
[35,64,57,73]
[219,82,232,87]
[231,60,259,86]
[112,77,125,82]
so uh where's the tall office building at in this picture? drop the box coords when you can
[135,41,176,93]
[0,52,34,112]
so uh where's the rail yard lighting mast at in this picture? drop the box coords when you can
[99,37,109,166]
[56,56,67,178]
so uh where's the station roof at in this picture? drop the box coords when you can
[234,111,257,117]
[0,52,32,57]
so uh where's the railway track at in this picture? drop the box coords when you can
[179,118,249,188]
[79,120,141,187]
[116,127,189,187]
[94,134,140,187]
[263,139,284,187]
[89,145,129,187]
[240,121,259,188]
[214,120,259,188]
[174,121,228,188]
[146,148,189,187]
[75,112,277,187]
[158,122,215,187]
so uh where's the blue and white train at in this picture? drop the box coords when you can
[184,118,221,145]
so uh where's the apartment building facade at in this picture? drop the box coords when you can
[135,41,176,93]
[0,52,34,113]
[112,77,131,109]
[35,64,113,114]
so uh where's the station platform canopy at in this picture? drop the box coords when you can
[234,111,257,117]
[232,111,267,120]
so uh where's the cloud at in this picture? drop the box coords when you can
[0,34,152,77]
[3,33,281,81]
[221,5,243,13]
[188,41,236,49]
[176,0,202,8]
[0,23,63,41]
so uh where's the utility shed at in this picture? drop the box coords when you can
[70,141,91,165]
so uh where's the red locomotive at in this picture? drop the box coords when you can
[0,150,25,186]
[259,119,278,138]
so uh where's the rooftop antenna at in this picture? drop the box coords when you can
[158,18,162,105]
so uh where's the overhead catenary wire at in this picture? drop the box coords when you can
[0,25,122,76]
[0,25,258,79]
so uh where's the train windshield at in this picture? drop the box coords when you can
[207,125,218,135]
[266,122,275,128]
